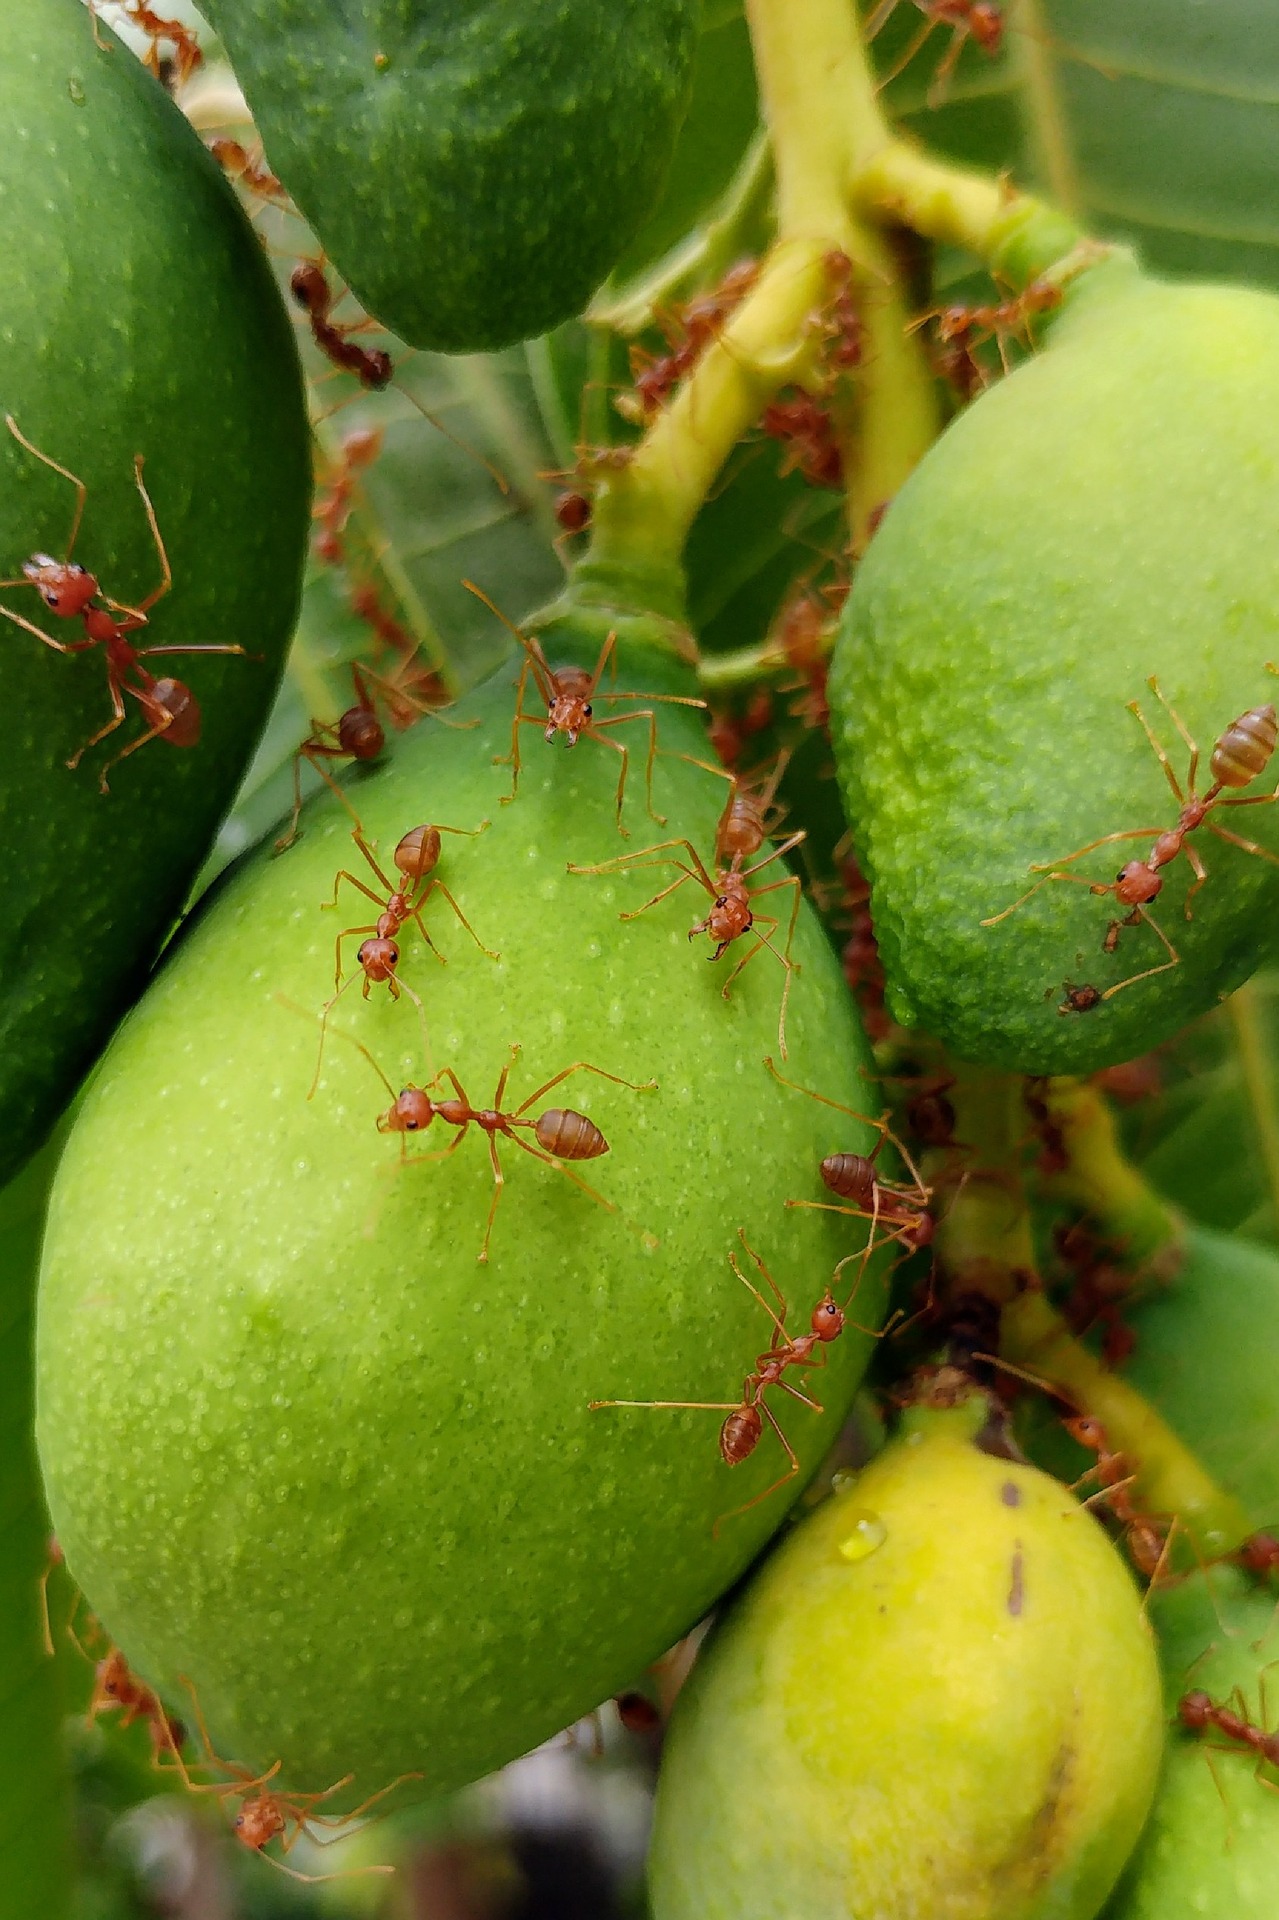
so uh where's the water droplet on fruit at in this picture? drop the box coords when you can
[837,1509,886,1562]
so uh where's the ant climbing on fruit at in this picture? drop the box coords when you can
[983,677,1279,1002]
[330,1033,655,1262]
[0,416,251,789]
[311,823,497,1088]
[174,1676,421,1885]
[569,823,806,1057]
[591,1229,874,1534]
[463,581,709,834]
[291,261,393,391]
[1179,1686,1279,1775]
[863,0,1003,106]
[1062,1412,1170,1579]
[85,1645,190,1768]
[709,752,794,871]
[764,1056,936,1263]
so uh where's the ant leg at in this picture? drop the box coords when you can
[620,864,701,921]
[69,669,129,773]
[582,719,632,837]
[95,686,180,792]
[405,900,446,967]
[589,1396,740,1413]
[479,1133,507,1262]
[925,24,968,109]
[5,415,89,557]
[0,602,79,653]
[331,922,378,992]
[831,1250,893,1336]
[302,1770,425,1831]
[309,969,363,1098]
[981,856,1149,928]
[875,14,938,90]
[739,830,808,884]
[494,658,530,799]
[505,1132,617,1221]
[569,837,707,879]
[417,880,500,961]
[860,0,901,40]
[776,1377,824,1414]
[1139,679,1198,800]
[512,1060,656,1116]
[325,870,385,922]
[257,1854,394,1887]
[712,1405,801,1538]
[728,1239,790,1342]
[1099,909,1181,1001]
[1208,821,1279,868]
[1182,841,1208,918]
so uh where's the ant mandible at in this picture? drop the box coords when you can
[863,0,1003,106]
[591,1229,871,1534]
[291,261,393,391]
[463,581,709,835]
[569,822,807,1057]
[0,416,251,789]
[983,676,1279,1002]
[312,822,497,1084]
[174,1676,421,1884]
[337,1036,656,1262]
[764,1056,936,1262]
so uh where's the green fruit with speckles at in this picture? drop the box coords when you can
[36,634,883,1800]
[830,259,1279,1075]
[1105,1566,1279,1919]
[649,1396,1164,1920]
[198,0,699,353]
[0,0,310,1189]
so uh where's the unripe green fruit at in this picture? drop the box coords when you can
[1105,1567,1279,1919]
[36,639,880,1800]
[200,0,699,353]
[648,1397,1163,1920]
[0,0,310,1189]
[830,260,1279,1075]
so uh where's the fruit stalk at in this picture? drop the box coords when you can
[1033,1076,1184,1271]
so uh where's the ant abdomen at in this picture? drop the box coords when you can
[1210,703,1278,787]
[534,1108,609,1160]
[820,1152,877,1205]
[337,707,385,759]
[719,1405,762,1465]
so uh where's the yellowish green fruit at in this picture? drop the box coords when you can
[36,638,882,1801]
[649,1396,1163,1920]
[830,259,1279,1075]
[1105,1566,1279,1918]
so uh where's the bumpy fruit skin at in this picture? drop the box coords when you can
[829,259,1279,1075]
[36,638,882,1800]
[199,0,699,353]
[648,1399,1163,1920]
[1106,1567,1279,1918]
[0,0,310,1188]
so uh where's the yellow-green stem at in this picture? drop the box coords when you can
[932,1066,1036,1304]
[1002,1290,1254,1560]
[1035,1077,1183,1271]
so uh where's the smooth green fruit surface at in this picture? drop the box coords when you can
[649,1399,1163,1920]
[0,0,310,1189]
[201,0,699,354]
[1105,1567,1279,1918]
[830,262,1279,1075]
[37,642,881,1800]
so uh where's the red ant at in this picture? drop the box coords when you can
[1063,1412,1169,1578]
[569,823,806,1056]
[311,823,496,1084]
[463,581,708,835]
[291,261,392,391]
[1052,1218,1137,1368]
[760,392,842,489]
[864,0,1004,106]
[831,845,890,1040]
[984,677,1279,1001]
[1058,981,1103,1016]
[0,416,250,789]
[554,491,592,538]
[175,1676,421,1885]
[707,689,775,772]
[619,259,759,421]
[338,1037,655,1262]
[206,138,287,204]
[86,1646,190,1767]
[764,1056,936,1260]
[915,278,1061,384]
[710,753,794,871]
[591,1230,871,1533]
[1179,1686,1279,1775]
[89,0,203,87]
[313,426,383,565]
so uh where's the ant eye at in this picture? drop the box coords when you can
[42,588,58,607]
[583,703,593,718]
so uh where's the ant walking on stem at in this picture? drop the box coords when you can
[982,676,1279,1002]
[863,0,1004,106]
[0,416,251,789]
[174,1676,422,1885]
[591,1229,874,1534]
[463,581,709,834]
[569,814,807,1057]
[331,1034,655,1262]
[311,823,497,1088]
[764,1056,936,1263]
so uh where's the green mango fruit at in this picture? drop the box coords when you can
[0,0,310,1189]
[199,0,699,354]
[829,259,1279,1075]
[36,635,882,1801]
[1105,1566,1279,1918]
[648,1396,1163,1920]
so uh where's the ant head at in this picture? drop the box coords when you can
[25,556,98,617]
[394,824,442,881]
[338,705,385,760]
[236,1794,286,1849]
[1115,861,1161,905]
[362,349,393,391]
[811,1292,843,1341]
[1178,1690,1213,1732]
[1063,1413,1104,1450]
[342,425,383,468]
[289,261,328,314]
[358,936,399,981]
[387,1087,434,1133]
[971,3,1004,51]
